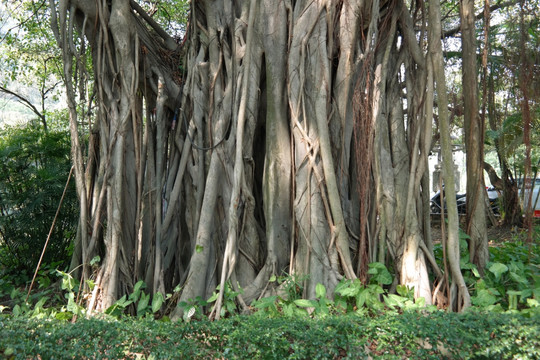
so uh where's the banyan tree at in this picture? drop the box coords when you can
[50,0,470,319]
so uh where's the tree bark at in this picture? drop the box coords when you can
[461,0,489,274]
[51,0,468,316]
[430,0,471,312]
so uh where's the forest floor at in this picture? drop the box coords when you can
[430,218,518,244]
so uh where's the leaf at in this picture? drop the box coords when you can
[33,296,48,313]
[472,289,498,307]
[315,283,326,299]
[66,292,80,314]
[137,292,150,316]
[526,298,539,308]
[152,292,164,313]
[293,299,317,308]
[86,279,95,291]
[384,294,404,308]
[207,292,218,303]
[335,280,360,297]
[90,255,101,266]
[253,296,277,310]
[509,272,528,285]
[488,263,508,280]
[356,290,367,308]
[133,280,146,293]
[195,245,204,253]
[396,285,412,298]
[415,296,426,307]
[55,311,73,321]
[368,262,393,285]
[225,300,237,314]
[117,295,129,307]
[184,306,196,321]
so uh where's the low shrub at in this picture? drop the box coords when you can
[0,311,538,359]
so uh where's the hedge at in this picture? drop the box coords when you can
[1,311,538,359]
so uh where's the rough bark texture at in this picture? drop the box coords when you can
[51,0,464,317]
[460,0,489,275]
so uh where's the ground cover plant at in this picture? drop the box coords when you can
[1,236,539,359]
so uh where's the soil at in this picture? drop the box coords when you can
[430,217,538,244]
[431,219,516,244]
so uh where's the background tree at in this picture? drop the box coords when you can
[0,120,77,280]
[0,1,63,131]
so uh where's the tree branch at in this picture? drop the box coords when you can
[443,1,517,38]
[483,161,504,190]
[129,0,177,50]
[0,85,46,128]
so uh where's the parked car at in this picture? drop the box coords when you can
[433,179,540,217]
[430,188,467,215]
[430,186,500,215]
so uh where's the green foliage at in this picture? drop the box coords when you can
[0,311,538,359]
[0,123,77,280]
[469,241,540,315]
[206,281,243,318]
[252,264,436,319]
[139,0,190,39]
[104,280,169,320]
[0,1,65,127]
[177,296,209,322]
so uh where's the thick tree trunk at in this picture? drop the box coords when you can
[52,0,463,316]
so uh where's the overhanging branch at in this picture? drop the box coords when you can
[0,85,46,128]
[443,1,517,38]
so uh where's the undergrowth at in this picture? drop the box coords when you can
[0,231,539,359]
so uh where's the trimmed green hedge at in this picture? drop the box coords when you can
[1,311,538,359]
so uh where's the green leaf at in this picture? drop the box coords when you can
[137,292,150,316]
[152,292,164,313]
[293,299,317,308]
[315,283,326,299]
[335,280,361,297]
[368,262,393,285]
[384,294,404,308]
[472,289,498,307]
[133,280,146,294]
[207,292,218,303]
[509,272,528,285]
[356,290,367,308]
[488,263,508,280]
[86,279,95,291]
[90,255,101,266]
[195,245,204,253]
[66,292,80,315]
[55,311,73,321]
[415,296,426,307]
